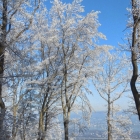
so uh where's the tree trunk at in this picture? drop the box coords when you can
[64,117,69,140]
[107,94,112,140]
[45,112,48,132]
[130,0,140,120]
[38,110,45,140]
[0,0,7,138]
[12,104,17,140]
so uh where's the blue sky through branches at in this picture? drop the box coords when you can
[45,0,131,111]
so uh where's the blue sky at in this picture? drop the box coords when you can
[81,0,131,110]
[81,0,131,111]
[82,0,131,47]
[46,0,131,111]
[46,0,130,46]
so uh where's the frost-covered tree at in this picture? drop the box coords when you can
[111,112,132,140]
[0,0,116,139]
[46,0,110,139]
[93,52,131,140]
[26,0,111,139]
[0,0,41,138]
[4,39,41,140]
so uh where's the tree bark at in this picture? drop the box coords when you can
[12,102,18,140]
[64,116,69,140]
[0,0,7,138]
[107,94,112,140]
[130,0,140,120]
[38,110,45,140]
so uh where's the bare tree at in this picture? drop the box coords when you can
[0,0,39,139]
[3,44,39,140]
[0,0,40,138]
[93,52,130,140]
[0,1,123,140]
[23,8,63,139]
[27,0,109,139]
[47,1,108,139]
